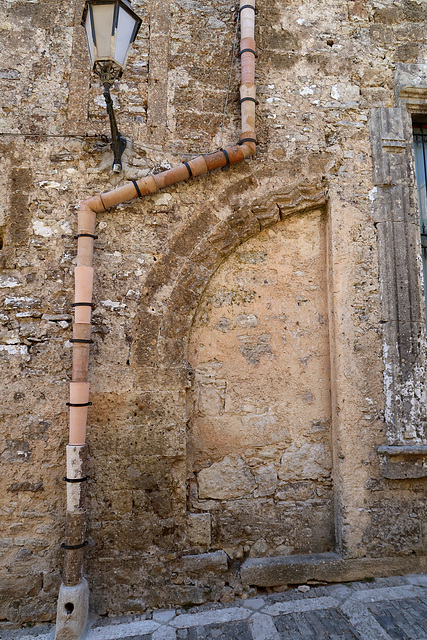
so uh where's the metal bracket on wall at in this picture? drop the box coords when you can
[103,82,127,173]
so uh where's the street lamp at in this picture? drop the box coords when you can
[81,0,142,172]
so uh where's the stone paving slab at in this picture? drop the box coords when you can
[152,629,176,640]
[248,613,280,640]
[263,596,340,616]
[1,573,427,640]
[339,599,391,640]
[86,619,160,639]
[351,585,424,603]
[185,620,252,639]
[170,607,251,629]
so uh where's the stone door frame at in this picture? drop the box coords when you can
[370,63,427,479]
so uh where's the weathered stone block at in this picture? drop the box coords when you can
[132,312,162,368]
[253,464,277,498]
[55,578,89,640]
[378,445,427,479]
[189,240,222,273]
[278,443,332,481]
[197,455,256,500]
[331,83,360,103]
[182,550,228,574]
[206,222,241,256]
[187,512,212,547]
[226,210,260,242]
[369,106,412,187]
[241,554,427,587]
[252,203,281,229]
[241,552,342,586]
[0,573,43,606]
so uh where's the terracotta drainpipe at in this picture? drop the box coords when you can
[55,1,256,638]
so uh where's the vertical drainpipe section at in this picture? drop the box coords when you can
[55,1,255,638]
[55,206,95,640]
[239,0,256,153]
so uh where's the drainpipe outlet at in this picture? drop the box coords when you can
[55,578,89,640]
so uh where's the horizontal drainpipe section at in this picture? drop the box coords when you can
[55,1,256,638]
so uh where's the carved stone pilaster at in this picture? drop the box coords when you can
[369,106,426,444]
[394,62,427,113]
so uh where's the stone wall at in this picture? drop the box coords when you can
[1,0,427,628]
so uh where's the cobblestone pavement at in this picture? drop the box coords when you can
[3,574,427,640]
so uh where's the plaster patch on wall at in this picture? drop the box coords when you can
[331,83,361,102]
[39,181,62,189]
[0,344,28,355]
[368,187,378,202]
[32,220,54,237]
[100,300,127,311]
[0,277,20,288]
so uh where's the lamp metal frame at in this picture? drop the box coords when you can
[81,0,142,172]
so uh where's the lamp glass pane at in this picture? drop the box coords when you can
[92,3,115,59]
[114,6,137,66]
[84,10,95,66]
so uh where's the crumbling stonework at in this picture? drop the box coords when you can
[1,0,427,629]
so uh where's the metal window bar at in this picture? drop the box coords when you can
[413,125,427,324]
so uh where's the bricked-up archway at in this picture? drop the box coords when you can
[129,180,328,536]
[132,181,327,370]
[187,207,334,558]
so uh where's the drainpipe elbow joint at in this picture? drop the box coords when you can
[240,141,256,158]
[81,195,107,213]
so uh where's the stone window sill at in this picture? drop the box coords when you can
[378,445,427,479]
